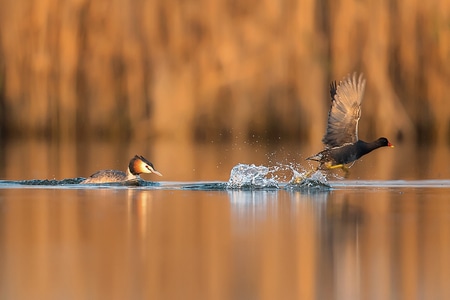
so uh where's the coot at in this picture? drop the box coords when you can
[307,73,394,173]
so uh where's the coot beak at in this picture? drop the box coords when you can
[388,142,394,148]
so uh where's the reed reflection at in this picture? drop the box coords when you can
[228,189,330,299]
[2,138,450,182]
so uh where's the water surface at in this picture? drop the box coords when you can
[1,140,450,299]
[1,177,450,299]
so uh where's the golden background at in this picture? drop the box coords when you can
[1,0,447,145]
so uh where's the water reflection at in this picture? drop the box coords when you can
[0,186,450,299]
[229,189,330,299]
[3,138,450,182]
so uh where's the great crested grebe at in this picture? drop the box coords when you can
[81,155,162,184]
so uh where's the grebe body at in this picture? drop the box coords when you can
[81,155,162,184]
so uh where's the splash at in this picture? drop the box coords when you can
[227,164,279,189]
[226,163,332,190]
[285,169,331,191]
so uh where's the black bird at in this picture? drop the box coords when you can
[307,73,394,174]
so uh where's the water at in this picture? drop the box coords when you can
[0,166,450,299]
[1,140,450,299]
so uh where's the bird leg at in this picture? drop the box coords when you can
[291,162,351,184]
[324,163,350,177]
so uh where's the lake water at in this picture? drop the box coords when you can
[1,139,450,299]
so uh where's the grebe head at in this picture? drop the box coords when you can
[129,155,163,176]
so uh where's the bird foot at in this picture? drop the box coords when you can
[291,170,315,184]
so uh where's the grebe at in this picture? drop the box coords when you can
[307,73,394,174]
[81,155,162,184]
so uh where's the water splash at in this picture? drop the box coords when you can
[285,169,331,191]
[226,163,332,190]
[227,164,279,189]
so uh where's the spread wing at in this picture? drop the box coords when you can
[322,72,366,148]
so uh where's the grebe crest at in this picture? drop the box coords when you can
[81,155,162,184]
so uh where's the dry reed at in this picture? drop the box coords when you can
[0,0,448,145]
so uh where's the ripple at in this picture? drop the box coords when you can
[182,182,228,190]
[17,177,86,185]
[12,177,160,187]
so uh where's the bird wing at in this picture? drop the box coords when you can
[322,72,366,148]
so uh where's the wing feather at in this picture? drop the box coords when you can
[322,73,366,148]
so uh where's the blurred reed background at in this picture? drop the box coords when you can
[0,0,449,181]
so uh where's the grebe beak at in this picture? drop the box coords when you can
[152,169,163,177]
[147,165,162,176]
